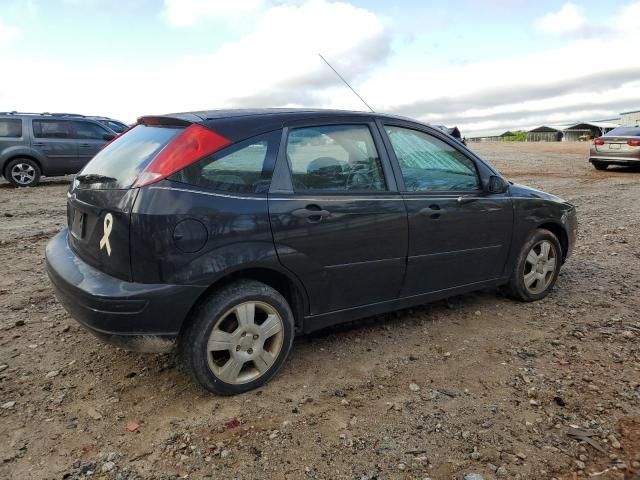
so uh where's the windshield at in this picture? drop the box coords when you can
[77,124,182,189]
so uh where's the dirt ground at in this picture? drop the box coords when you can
[0,142,638,480]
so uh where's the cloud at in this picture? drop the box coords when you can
[175,0,390,110]
[2,0,639,137]
[162,0,265,27]
[0,17,21,45]
[0,0,389,121]
[535,2,586,36]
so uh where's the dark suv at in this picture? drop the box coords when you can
[0,112,122,187]
[45,109,577,395]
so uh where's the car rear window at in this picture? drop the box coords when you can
[77,124,181,189]
[0,119,22,138]
[604,127,640,137]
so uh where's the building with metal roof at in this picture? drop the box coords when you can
[563,121,619,141]
[526,125,571,142]
[620,109,640,127]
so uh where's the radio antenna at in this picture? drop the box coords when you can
[318,53,374,113]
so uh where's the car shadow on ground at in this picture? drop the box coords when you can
[0,178,73,189]
[296,288,503,345]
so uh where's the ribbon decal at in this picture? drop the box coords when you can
[99,213,113,256]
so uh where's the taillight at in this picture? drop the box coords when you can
[593,138,605,145]
[133,124,231,187]
[627,139,640,147]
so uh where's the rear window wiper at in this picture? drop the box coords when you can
[75,174,117,184]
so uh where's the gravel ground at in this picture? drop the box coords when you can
[0,142,638,480]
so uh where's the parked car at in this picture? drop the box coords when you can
[45,109,578,394]
[589,126,640,170]
[0,112,121,187]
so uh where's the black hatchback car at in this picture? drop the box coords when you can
[46,109,577,394]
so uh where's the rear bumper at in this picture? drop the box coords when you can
[45,229,205,352]
[589,156,640,165]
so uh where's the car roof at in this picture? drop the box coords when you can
[143,108,422,143]
[170,108,413,122]
[0,112,116,122]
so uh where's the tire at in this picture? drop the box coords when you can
[5,158,41,187]
[592,161,608,171]
[179,280,295,395]
[507,228,562,302]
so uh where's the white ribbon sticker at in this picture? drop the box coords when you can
[99,213,113,256]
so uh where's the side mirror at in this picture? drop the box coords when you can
[487,175,509,194]
[103,133,116,141]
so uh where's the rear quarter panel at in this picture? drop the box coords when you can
[130,181,283,286]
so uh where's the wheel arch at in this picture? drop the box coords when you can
[2,152,44,177]
[537,221,568,261]
[179,266,309,338]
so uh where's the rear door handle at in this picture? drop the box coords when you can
[292,205,331,223]
[33,142,46,147]
[420,204,446,219]
[79,143,90,148]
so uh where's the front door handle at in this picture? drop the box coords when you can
[79,143,90,148]
[33,142,46,147]
[292,205,331,223]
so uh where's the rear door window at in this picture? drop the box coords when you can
[286,124,386,192]
[385,126,480,192]
[33,120,74,138]
[170,131,281,194]
[78,124,181,189]
[0,119,22,137]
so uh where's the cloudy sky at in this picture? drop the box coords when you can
[1,0,639,135]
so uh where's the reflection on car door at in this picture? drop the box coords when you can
[74,121,111,169]
[382,123,513,296]
[268,122,408,316]
[31,119,78,175]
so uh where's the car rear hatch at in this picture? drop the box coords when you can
[66,114,232,281]
[594,136,637,155]
[594,127,640,157]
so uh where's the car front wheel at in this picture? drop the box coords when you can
[179,280,295,395]
[5,158,41,187]
[508,229,562,302]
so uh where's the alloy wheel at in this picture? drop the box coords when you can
[10,163,36,185]
[206,301,284,384]
[523,240,557,294]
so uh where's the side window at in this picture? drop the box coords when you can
[287,124,386,192]
[73,121,110,140]
[170,131,280,194]
[0,119,22,138]
[32,120,74,139]
[385,126,480,192]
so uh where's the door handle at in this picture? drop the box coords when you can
[292,205,331,223]
[79,143,90,147]
[457,195,477,204]
[420,204,446,219]
[33,142,46,147]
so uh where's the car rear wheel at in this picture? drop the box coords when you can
[179,280,294,395]
[5,158,41,187]
[592,161,608,171]
[507,229,562,302]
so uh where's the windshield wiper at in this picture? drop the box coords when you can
[75,174,117,184]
